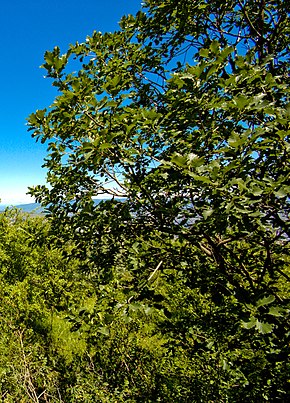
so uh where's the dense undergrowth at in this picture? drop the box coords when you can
[0,208,289,401]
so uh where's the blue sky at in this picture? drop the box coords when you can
[0,0,141,205]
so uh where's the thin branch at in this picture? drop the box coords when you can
[82,109,104,129]
[147,260,163,282]
[18,330,42,403]
[238,0,263,39]
[104,165,127,193]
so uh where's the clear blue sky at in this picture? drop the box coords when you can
[0,0,141,205]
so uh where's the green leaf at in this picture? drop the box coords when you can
[100,142,112,150]
[199,48,209,58]
[220,46,234,59]
[187,153,205,167]
[228,133,247,148]
[189,173,213,184]
[233,95,249,109]
[256,295,275,308]
[202,208,214,219]
[206,341,214,349]
[268,306,283,317]
[97,327,110,336]
[108,75,121,88]
[255,320,273,334]
[129,303,142,312]
[274,187,289,198]
[251,186,263,196]
[171,154,188,168]
[241,317,256,329]
[210,40,219,54]
[44,51,54,66]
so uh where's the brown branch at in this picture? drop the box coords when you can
[238,0,263,39]
[104,165,127,194]
[82,109,104,129]
[204,234,256,292]
[18,330,44,403]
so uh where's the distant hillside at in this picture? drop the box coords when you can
[15,203,44,213]
[0,203,42,213]
[0,199,124,213]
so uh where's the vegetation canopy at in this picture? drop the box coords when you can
[2,0,287,400]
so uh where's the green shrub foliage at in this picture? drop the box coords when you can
[1,0,289,401]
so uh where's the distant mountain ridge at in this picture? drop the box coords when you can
[15,203,43,213]
[0,203,42,213]
[0,199,123,213]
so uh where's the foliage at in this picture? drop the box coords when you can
[4,0,288,400]
[0,209,92,401]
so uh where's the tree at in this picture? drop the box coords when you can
[28,0,290,400]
